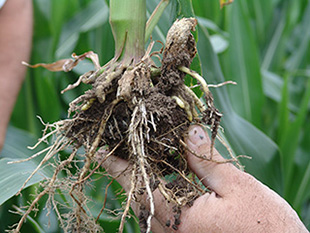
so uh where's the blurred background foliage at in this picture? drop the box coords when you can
[0,0,309,231]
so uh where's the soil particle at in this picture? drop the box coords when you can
[172,224,178,230]
[159,18,197,94]
[138,205,150,233]
[166,220,171,227]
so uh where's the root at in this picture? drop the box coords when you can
[183,85,206,113]
[128,102,154,233]
[158,182,180,205]
[13,149,77,233]
[190,80,237,89]
[118,164,137,233]
[211,127,245,170]
[178,66,211,97]
[137,153,154,233]
[16,135,69,195]
[153,158,204,194]
[13,189,48,233]
[69,92,94,114]
[78,98,120,181]
[207,80,237,88]
[180,139,247,166]
[61,70,97,94]
[50,193,64,229]
[137,148,154,233]
[7,146,52,164]
[152,139,178,151]
[81,140,124,184]
[179,65,222,159]
[27,127,57,150]
[13,17,241,233]
[95,179,114,222]
[172,95,193,121]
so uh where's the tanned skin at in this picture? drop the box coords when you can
[0,0,33,151]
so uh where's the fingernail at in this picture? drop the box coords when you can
[187,126,209,147]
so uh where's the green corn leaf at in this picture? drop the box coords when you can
[261,13,286,70]
[170,0,197,40]
[197,24,282,193]
[33,71,61,123]
[0,127,54,206]
[245,0,275,47]
[146,0,171,60]
[50,0,74,51]
[302,202,310,230]
[294,162,310,211]
[56,0,109,58]
[281,80,310,199]
[285,0,310,71]
[145,0,170,41]
[277,74,289,144]
[192,0,221,23]
[196,16,229,37]
[11,73,38,135]
[0,158,44,206]
[262,70,284,103]
[225,0,264,128]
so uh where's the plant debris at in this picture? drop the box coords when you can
[12,17,239,233]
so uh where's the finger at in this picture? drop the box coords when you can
[99,151,177,231]
[185,125,243,197]
[99,150,132,192]
[150,217,166,233]
[131,188,178,233]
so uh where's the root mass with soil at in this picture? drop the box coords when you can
[12,18,238,233]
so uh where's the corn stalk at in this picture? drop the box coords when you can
[110,0,146,64]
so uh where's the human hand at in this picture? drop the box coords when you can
[0,0,33,153]
[102,125,308,232]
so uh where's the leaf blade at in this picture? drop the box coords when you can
[0,127,53,206]
[225,0,264,127]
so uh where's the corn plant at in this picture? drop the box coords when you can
[0,0,309,232]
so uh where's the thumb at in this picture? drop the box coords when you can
[185,125,242,197]
[97,148,133,192]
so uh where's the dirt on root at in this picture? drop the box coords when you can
[62,18,203,232]
[63,17,207,232]
[15,18,225,233]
